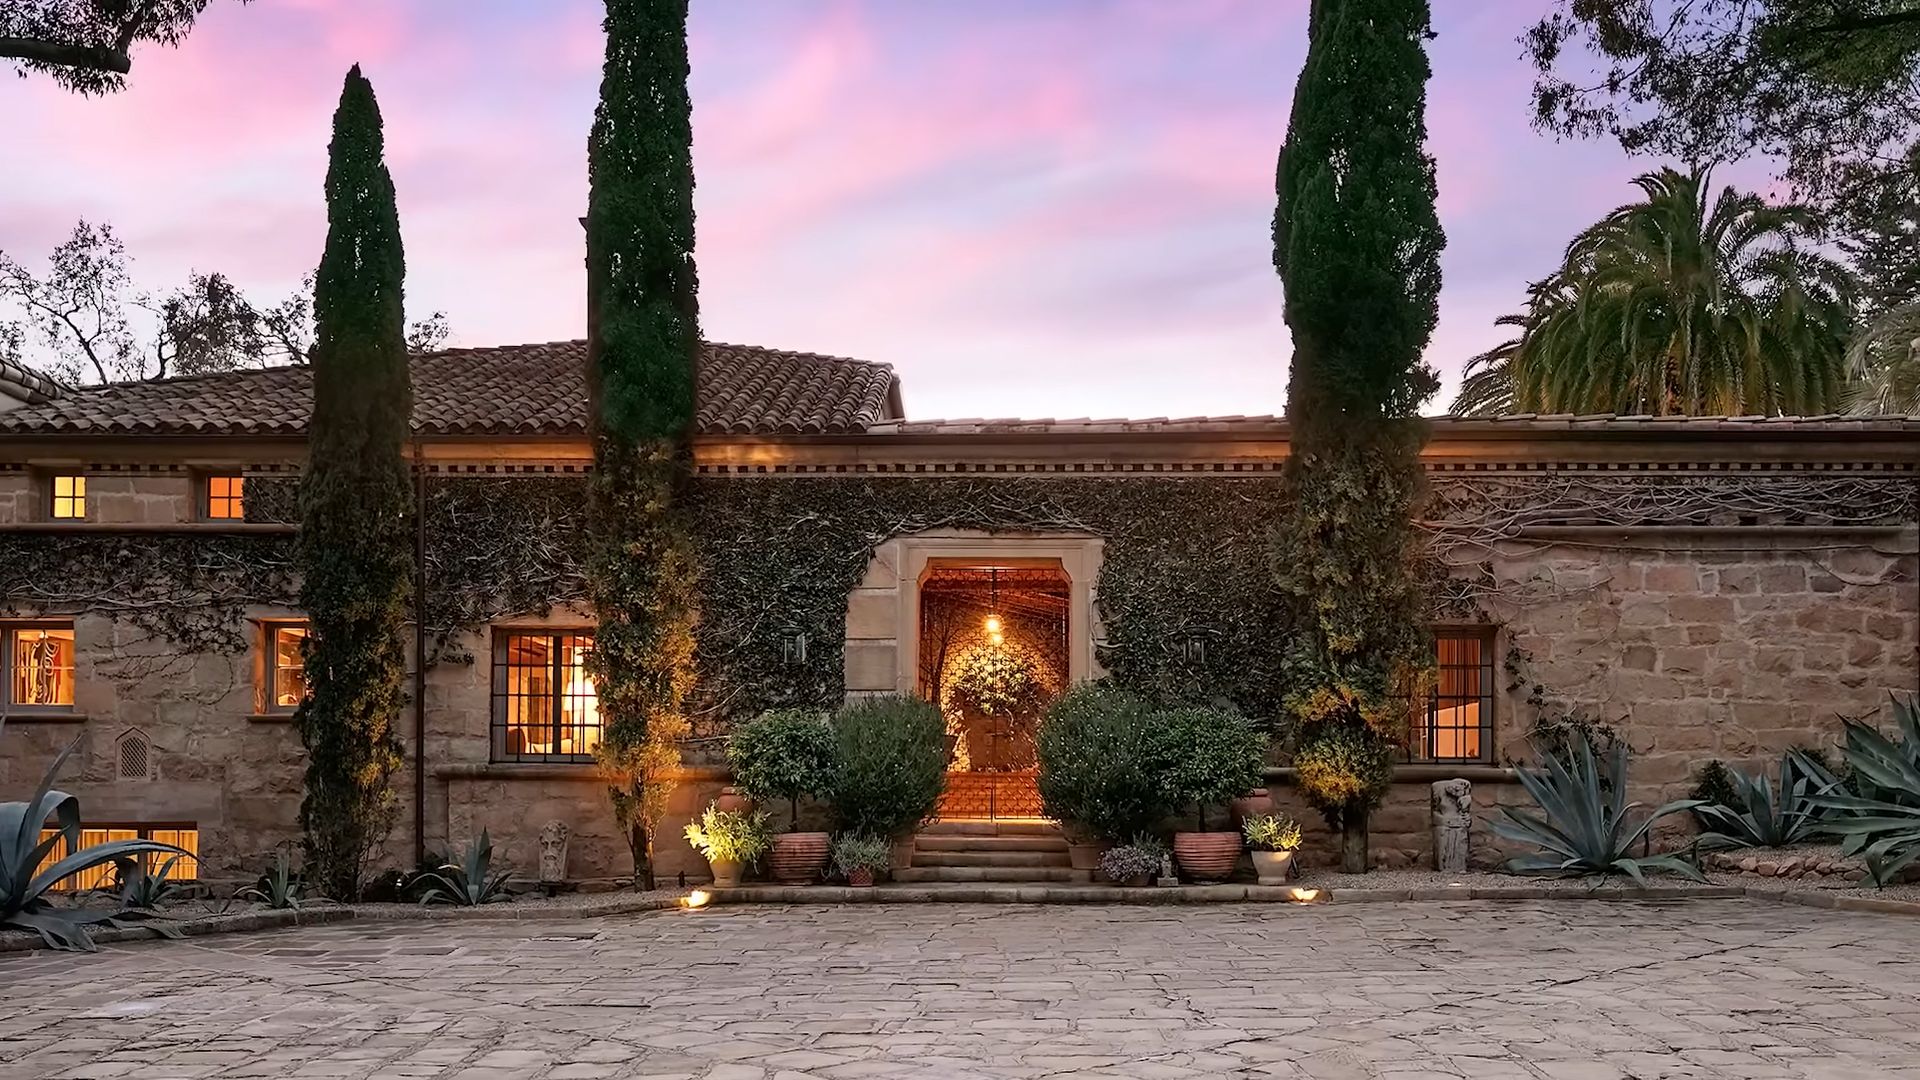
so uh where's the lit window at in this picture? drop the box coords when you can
[268,624,308,710]
[7,626,75,708]
[50,475,85,519]
[1418,629,1494,763]
[36,826,200,892]
[491,631,600,762]
[207,475,245,520]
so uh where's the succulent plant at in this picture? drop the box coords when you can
[1242,813,1304,853]
[1808,697,1920,887]
[1490,728,1706,884]
[410,830,513,906]
[237,848,307,910]
[1694,753,1822,850]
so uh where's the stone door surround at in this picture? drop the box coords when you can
[844,529,1105,698]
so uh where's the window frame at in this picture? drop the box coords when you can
[36,823,200,891]
[489,628,601,764]
[3,620,78,713]
[203,473,246,521]
[46,473,87,520]
[261,621,309,714]
[1412,625,1497,765]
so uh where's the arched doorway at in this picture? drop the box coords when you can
[918,561,1069,819]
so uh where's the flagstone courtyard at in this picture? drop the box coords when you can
[4,900,1918,1079]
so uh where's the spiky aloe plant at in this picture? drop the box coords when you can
[410,830,513,906]
[1694,754,1823,851]
[1490,728,1706,884]
[1,718,188,950]
[1808,697,1920,887]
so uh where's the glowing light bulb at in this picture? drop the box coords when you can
[984,614,1002,635]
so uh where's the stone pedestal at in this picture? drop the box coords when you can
[1430,779,1471,873]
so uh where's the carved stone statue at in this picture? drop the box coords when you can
[537,820,571,884]
[1430,779,1472,873]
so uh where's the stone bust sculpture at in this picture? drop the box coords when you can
[537,819,571,884]
[1429,779,1472,873]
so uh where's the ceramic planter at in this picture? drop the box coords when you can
[707,858,742,888]
[714,787,752,814]
[847,867,876,887]
[889,835,916,872]
[1067,841,1109,872]
[768,831,830,885]
[1229,788,1275,829]
[1173,831,1241,882]
[1251,849,1295,886]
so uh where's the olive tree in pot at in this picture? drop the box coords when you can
[1036,684,1169,870]
[828,695,948,872]
[727,708,836,884]
[1156,705,1268,883]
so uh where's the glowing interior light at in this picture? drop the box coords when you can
[984,614,1002,635]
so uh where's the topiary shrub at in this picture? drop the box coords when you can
[829,694,949,839]
[1035,684,1170,842]
[1689,759,1738,830]
[726,708,836,831]
[1294,723,1397,828]
[1153,705,1268,831]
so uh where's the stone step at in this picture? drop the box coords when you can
[912,850,1073,869]
[893,866,1083,884]
[918,820,1062,837]
[913,835,1070,854]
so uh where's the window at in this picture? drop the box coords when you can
[206,475,245,520]
[491,631,601,762]
[49,474,85,519]
[1417,629,1495,763]
[36,826,199,891]
[5,625,75,709]
[265,623,309,711]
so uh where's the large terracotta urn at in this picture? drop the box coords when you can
[1173,831,1241,883]
[1229,788,1275,829]
[768,831,830,885]
[714,786,752,814]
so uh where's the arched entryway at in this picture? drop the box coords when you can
[842,529,1105,821]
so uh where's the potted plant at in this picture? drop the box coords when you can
[1099,835,1166,887]
[682,804,772,887]
[828,695,948,871]
[1036,684,1171,870]
[727,708,837,885]
[831,833,890,887]
[1242,813,1303,884]
[1156,704,1268,883]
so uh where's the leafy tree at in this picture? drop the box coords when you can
[1272,0,1442,873]
[294,65,411,903]
[1455,168,1857,417]
[2,0,248,94]
[255,270,448,365]
[585,0,701,894]
[1522,1,1920,221]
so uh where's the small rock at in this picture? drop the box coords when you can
[1738,857,1759,873]
[1756,861,1779,877]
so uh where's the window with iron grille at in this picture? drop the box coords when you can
[4,623,76,710]
[490,631,601,762]
[1413,628,1495,763]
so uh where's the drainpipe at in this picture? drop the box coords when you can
[413,439,428,869]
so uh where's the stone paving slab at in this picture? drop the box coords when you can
[3,899,1919,1079]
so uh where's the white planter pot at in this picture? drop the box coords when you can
[1252,849,1295,886]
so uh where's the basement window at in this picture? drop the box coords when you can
[205,475,245,520]
[36,825,200,891]
[4,624,76,710]
[491,630,601,762]
[49,474,86,519]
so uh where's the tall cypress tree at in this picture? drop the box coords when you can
[585,0,701,892]
[296,64,411,901]
[1273,0,1445,872]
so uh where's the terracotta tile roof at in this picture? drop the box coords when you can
[867,414,1920,436]
[0,340,903,437]
[0,355,64,408]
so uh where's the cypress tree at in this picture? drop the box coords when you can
[1272,0,1445,873]
[296,65,411,901]
[585,0,701,892]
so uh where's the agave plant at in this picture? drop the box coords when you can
[106,852,193,911]
[1490,729,1706,884]
[1807,698,1920,887]
[1694,754,1823,851]
[1,718,188,950]
[411,830,513,906]
[237,848,306,910]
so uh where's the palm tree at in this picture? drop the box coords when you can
[1452,168,1856,417]
[1847,302,1920,414]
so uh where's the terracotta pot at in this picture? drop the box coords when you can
[1067,841,1109,872]
[714,787,751,814]
[847,867,875,888]
[768,831,830,885]
[1229,788,1275,828]
[1251,850,1295,886]
[1173,831,1241,883]
[890,836,916,872]
[707,858,742,888]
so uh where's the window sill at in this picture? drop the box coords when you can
[435,762,729,783]
[0,710,85,723]
[1265,764,1517,784]
[246,713,298,724]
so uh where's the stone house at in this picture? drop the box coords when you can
[0,343,1914,885]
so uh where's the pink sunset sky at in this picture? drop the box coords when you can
[0,0,1778,419]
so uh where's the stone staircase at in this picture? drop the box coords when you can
[893,820,1083,884]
